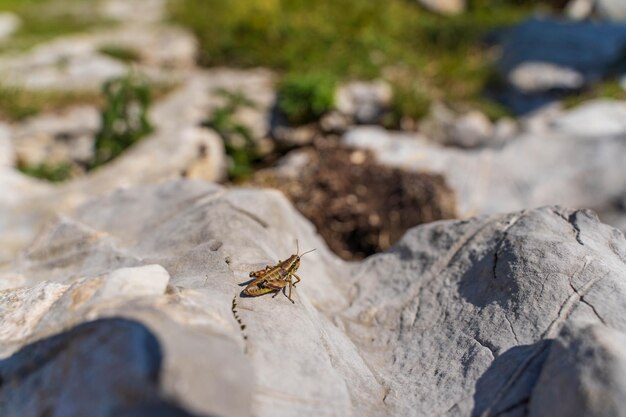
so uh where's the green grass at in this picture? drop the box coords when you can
[562,79,626,109]
[0,0,110,52]
[92,74,154,168]
[170,0,538,121]
[98,45,141,63]
[277,72,336,125]
[17,161,73,182]
[0,85,101,121]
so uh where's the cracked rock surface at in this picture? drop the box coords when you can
[1,180,625,417]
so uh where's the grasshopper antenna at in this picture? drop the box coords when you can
[300,248,316,257]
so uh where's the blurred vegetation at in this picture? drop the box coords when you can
[92,74,154,168]
[98,44,141,63]
[0,0,110,52]
[170,0,539,121]
[563,79,626,109]
[206,89,262,181]
[17,160,73,182]
[277,72,336,125]
[0,85,101,121]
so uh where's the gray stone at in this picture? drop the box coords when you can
[0,318,204,417]
[0,72,229,263]
[99,0,166,23]
[446,110,495,148]
[342,206,626,416]
[596,0,626,21]
[550,99,626,136]
[566,0,595,19]
[0,12,20,42]
[11,106,100,167]
[508,62,585,93]
[0,122,14,167]
[419,103,503,149]
[0,25,197,92]
[529,323,626,417]
[2,180,626,416]
[0,180,378,417]
[343,125,626,231]
[336,80,392,124]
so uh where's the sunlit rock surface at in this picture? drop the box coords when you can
[1,180,625,417]
[343,104,626,233]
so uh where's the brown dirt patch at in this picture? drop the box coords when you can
[249,141,457,260]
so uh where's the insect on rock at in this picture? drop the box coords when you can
[242,241,315,303]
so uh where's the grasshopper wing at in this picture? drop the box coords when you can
[249,265,274,278]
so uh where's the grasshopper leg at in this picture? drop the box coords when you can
[265,281,293,303]
[292,273,301,287]
[286,278,295,304]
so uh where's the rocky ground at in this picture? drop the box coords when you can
[1,181,625,417]
[1,0,626,416]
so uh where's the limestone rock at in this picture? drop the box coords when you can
[0,180,377,417]
[336,80,392,125]
[343,125,626,232]
[99,0,166,23]
[0,122,14,167]
[342,206,626,416]
[529,323,626,417]
[0,12,20,42]
[596,0,626,21]
[549,99,626,136]
[0,26,196,91]
[11,106,100,167]
[417,0,465,15]
[508,62,585,93]
[419,103,504,149]
[0,318,204,417]
[2,181,626,416]
[565,0,595,20]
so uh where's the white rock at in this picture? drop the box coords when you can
[0,281,68,349]
[550,99,626,136]
[446,110,494,148]
[3,181,626,416]
[596,0,626,21]
[0,122,14,167]
[565,0,595,20]
[98,265,170,300]
[99,0,166,23]
[336,80,392,124]
[417,0,465,15]
[0,12,20,42]
[343,125,626,230]
[508,61,585,93]
[12,106,100,166]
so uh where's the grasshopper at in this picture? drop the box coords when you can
[242,241,315,303]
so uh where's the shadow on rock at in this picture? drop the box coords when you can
[457,249,521,310]
[471,340,552,417]
[0,318,206,417]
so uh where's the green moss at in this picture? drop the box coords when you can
[98,45,141,63]
[17,161,73,182]
[277,72,336,126]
